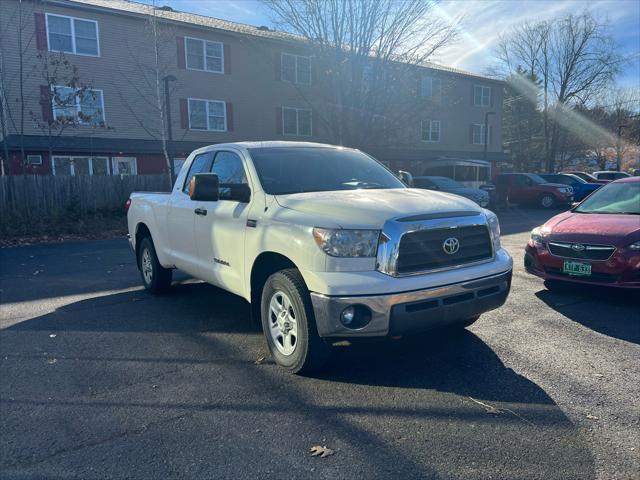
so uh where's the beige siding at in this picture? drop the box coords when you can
[0,0,503,155]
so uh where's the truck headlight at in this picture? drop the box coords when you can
[628,241,640,251]
[312,228,380,257]
[484,210,501,252]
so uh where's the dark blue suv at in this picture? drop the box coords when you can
[539,173,602,201]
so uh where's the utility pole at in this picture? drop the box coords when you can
[163,75,177,184]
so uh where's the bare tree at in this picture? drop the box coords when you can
[262,0,460,147]
[495,11,621,171]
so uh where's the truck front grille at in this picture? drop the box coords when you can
[396,225,492,274]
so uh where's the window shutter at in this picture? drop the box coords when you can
[177,37,186,69]
[40,85,53,123]
[489,125,493,145]
[180,98,189,129]
[35,13,47,50]
[469,125,474,144]
[274,52,281,81]
[471,85,475,105]
[223,44,231,74]
[276,107,283,134]
[489,87,494,107]
[226,102,234,131]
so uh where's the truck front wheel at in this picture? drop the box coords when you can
[138,237,172,294]
[261,269,332,374]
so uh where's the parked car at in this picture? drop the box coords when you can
[413,176,490,207]
[592,171,631,181]
[127,142,513,373]
[539,173,601,201]
[561,171,608,184]
[495,173,574,208]
[525,177,640,289]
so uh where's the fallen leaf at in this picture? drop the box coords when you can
[46,358,57,365]
[586,414,599,420]
[594,373,604,378]
[310,445,334,458]
[468,397,503,415]
[49,334,56,338]
[254,356,266,365]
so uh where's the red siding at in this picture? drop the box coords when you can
[135,154,167,174]
[34,13,47,50]
[176,37,186,69]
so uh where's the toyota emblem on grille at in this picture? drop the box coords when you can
[571,243,586,251]
[442,237,460,255]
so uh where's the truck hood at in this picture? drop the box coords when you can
[275,188,482,229]
[543,211,640,246]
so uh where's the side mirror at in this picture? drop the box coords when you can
[189,173,219,201]
[224,183,251,203]
[571,202,580,209]
[398,170,414,187]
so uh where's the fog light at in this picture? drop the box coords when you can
[339,304,372,329]
[340,306,355,326]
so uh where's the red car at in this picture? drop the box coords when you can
[495,173,574,208]
[525,177,640,289]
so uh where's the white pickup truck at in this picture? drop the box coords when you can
[127,142,513,373]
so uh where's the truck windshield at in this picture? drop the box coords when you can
[248,147,406,195]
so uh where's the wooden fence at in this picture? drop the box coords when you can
[0,174,171,218]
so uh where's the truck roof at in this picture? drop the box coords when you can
[207,141,349,150]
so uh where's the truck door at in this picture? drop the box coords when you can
[194,150,251,297]
[167,151,214,276]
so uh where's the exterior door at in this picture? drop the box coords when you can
[167,151,214,276]
[194,150,251,296]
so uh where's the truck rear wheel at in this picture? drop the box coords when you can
[261,269,332,374]
[138,237,172,294]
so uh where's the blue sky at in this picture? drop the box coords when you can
[140,0,639,88]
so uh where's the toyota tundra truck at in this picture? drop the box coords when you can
[127,142,513,373]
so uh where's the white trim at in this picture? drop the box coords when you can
[27,154,43,165]
[473,85,491,107]
[184,36,224,74]
[45,13,100,57]
[111,156,137,175]
[282,106,312,136]
[420,77,441,98]
[280,52,311,85]
[51,85,105,125]
[187,97,227,132]
[421,119,441,143]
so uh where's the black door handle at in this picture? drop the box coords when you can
[194,208,207,216]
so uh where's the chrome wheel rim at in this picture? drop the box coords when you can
[141,248,153,284]
[268,290,298,356]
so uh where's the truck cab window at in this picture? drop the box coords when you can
[211,151,247,199]
[183,152,214,193]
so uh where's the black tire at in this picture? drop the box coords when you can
[539,193,555,209]
[260,269,332,374]
[138,236,172,294]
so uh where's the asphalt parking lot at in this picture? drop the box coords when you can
[1,208,638,480]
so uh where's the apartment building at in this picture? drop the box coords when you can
[0,0,506,177]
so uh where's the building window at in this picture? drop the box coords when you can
[188,98,227,131]
[111,157,137,175]
[421,120,440,142]
[281,53,311,85]
[52,86,105,124]
[282,107,312,136]
[27,155,43,165]
[421,77,441,98]
[473,85,491,107]
[472,123,492,145]
[46,14,99,56]
[185,37,224,73]
[52,156,108,176]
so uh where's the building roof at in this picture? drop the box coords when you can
[48,0,502,83]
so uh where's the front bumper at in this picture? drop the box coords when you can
[310,270,512,337]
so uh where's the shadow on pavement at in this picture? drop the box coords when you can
[535,286,640,344]
[496,207,567,236]
[1,282,595,479]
